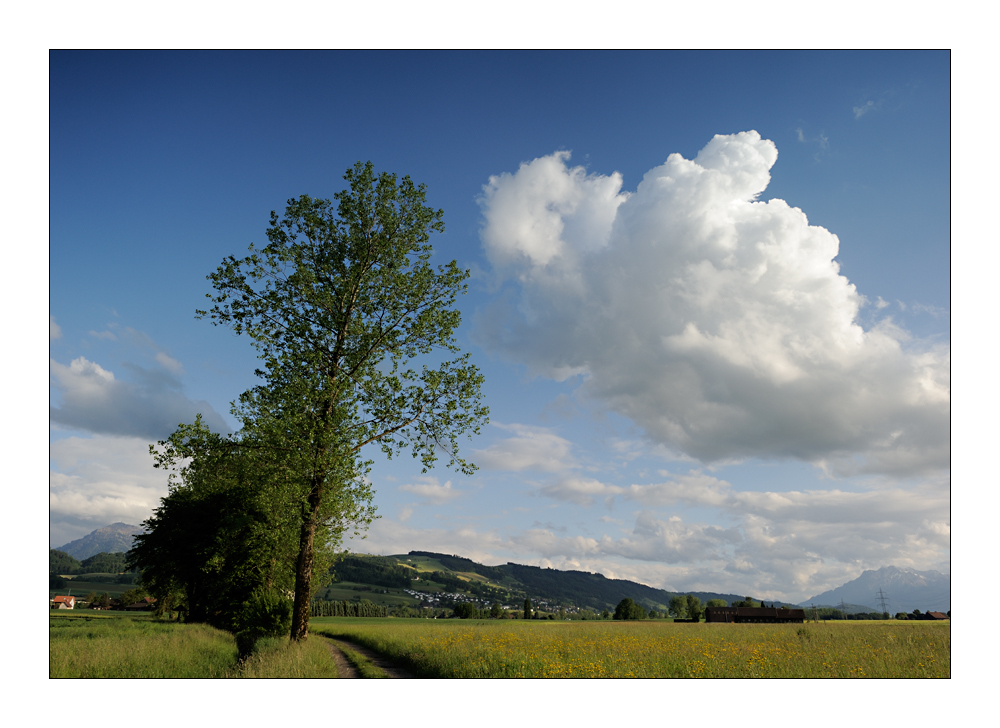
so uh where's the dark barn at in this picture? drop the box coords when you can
[705,606,805,623]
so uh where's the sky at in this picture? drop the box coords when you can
[48,50,951,605]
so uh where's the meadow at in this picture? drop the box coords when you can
[49,612,336,678]
[51,611,949,678]
[311,618,950,678]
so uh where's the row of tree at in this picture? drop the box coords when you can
[610,595,733,621]
[310,599,389,618]
[126,164,487,649]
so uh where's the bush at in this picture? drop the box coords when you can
[234,588,293,660]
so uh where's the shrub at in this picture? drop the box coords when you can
[234,588,293,660]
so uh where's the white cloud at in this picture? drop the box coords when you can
[155,351,184,374]
[473,423,576,472]
[539,476,621,506]
[50,315,62,340]
[479,150,628,271]
[49,434,168,547]
[476,132,950,477]
[50,355,230,439]
[854,100,876,118]
[399,476,462,505]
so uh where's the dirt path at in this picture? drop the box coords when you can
[327,638,420,678]
[325,641,360,678]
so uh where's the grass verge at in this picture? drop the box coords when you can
[228,636,339,678]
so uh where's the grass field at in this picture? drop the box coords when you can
[49,612,337,678]
[311,617,950,678]
[50,611,950,678]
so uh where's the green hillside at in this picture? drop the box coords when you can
[323,551,754,613]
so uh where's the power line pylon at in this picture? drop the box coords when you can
[876,587,890,616]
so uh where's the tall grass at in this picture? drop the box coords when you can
[227,636,339,678]
[50,613,339,678]
[50,614,237,678]
[311,618,950,678]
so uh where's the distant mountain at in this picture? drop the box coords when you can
[55,523,143,560]
[801,566,950,614]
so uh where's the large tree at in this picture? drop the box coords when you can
[197,162,488,640]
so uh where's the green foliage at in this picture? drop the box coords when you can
[685,595,704,622]
[234,588,294,660]
[118,587,149,607]
[524,598,532,620]
[195,162,488,640]
[128,417,316,631]
[50,573,68,590]
[310,599,389,618]
[409,551,507,582]
[453,602,478,619]
[614,598,647,621]
[706,598,728,608]
[81,552,131,574]
[50,549,82,575]
[332,554,412,589]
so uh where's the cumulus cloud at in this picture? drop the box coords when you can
[50,315,62,340]
[50,356,230,439]
[399,476,462,505]
[473,423,576,472]
[476,132,949,476]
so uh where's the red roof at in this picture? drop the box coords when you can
[53,596,75,604]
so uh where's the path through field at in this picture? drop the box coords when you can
[325,638,419,678]
[324,640,359,678]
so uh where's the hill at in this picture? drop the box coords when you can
[54,523,143,560]
[393,551,751,612]
[800,565,950,614]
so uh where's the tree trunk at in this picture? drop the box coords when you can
[290,475,324,641]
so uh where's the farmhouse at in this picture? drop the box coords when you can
[51,595,75,609]
[922,611,949,620]
[705,606,805,623]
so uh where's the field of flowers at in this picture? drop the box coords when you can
[310,618,950,678]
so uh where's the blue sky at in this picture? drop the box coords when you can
[48,50,950,604]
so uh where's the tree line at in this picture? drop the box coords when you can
[50,550,136,576]
[310,599,389,618]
